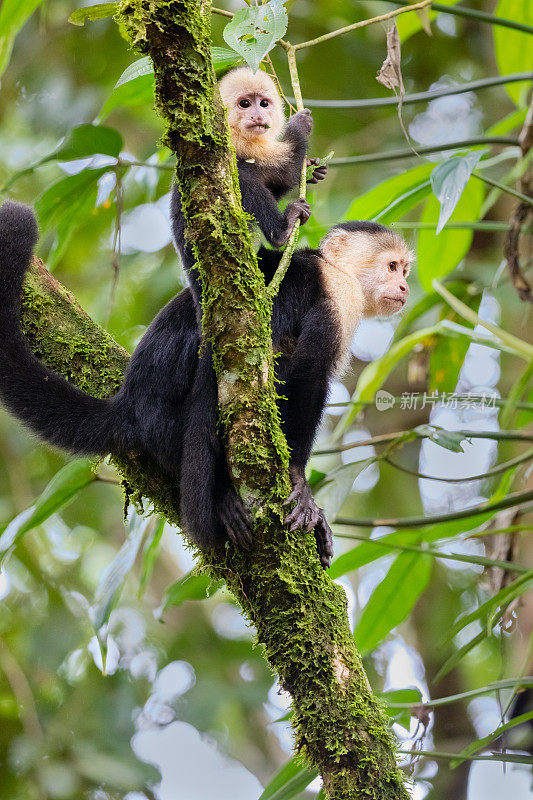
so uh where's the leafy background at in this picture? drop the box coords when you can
[0,1,533,799]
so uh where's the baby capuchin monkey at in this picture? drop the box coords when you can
[0,202,411,568]
[171,67,326,301]
[216,66,326,246]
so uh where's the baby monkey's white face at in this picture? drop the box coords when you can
[234,92,276,135]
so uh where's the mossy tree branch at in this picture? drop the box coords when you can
[18,1,410,796]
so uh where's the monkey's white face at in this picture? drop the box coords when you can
[320,228,413,319]
[232,92,277,135]
[368,248,411,317]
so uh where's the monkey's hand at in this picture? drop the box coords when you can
[272,199,311,247]
[307,157,328,184]
[284,467,333,569]
[218,488,253,551]
[287,107,313,137]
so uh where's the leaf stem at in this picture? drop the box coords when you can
[433,280,533,360]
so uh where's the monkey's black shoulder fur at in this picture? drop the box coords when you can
[0,201,342,560]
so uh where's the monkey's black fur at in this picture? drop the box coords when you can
[0,201,353,562]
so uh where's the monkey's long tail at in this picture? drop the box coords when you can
[0,201,118,456]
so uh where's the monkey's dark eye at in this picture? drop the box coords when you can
[259,99,269,107]
[388,261,397,272]
[238,99,251,108]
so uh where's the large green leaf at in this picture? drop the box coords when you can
[0,460,95,563]
[431,151,486,234]
[314,458,376,520]
[160,572,224,613]
[68,3,119,26]
[35,166,111,265]
[91,511,153,631]
[354,551,433,655]
[3,124,122,190]
[0,0,45,77]
[259,759,318,800]
[99,48,242,119]
[344,164,433,222]
[494,0,533,104]
[258,760,318,800]
[223,0,288,73]
[417,178,484,291]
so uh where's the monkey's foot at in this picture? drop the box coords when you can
[314,509,333,569]
[284,475,333,568]
[219,490,253,551]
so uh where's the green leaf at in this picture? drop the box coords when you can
[115,55,153,87]
[0,0,45,77]
[2,124,122,190]
[211,46,246,74]
[329,508,503,580]
[417,177,484,291]
[35,166,111,265]
[0,460,95,562]
[314,458,376,520]
[444,570,533,643]
[258,759,318,800]
[431,151,486,234]
[415,425,466,453]
[380,688,423,730]
[354,552,433,655]
[138,516,165,596]
[494,0,533,104]
[453,710,533,767]
[344,164,433,222]
[160,572,223,613]
[222,0,288,73]
[396,0,461,42]
[68,3,118,26]
[91,511,151,631]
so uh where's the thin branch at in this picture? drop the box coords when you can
[334,490,533,530]
[331,531,530,574]
[374,0,533,35]
[267,45,306,297]
[291,72,533,109]
[504,91,533,303]
[292,0,433,51]
[384,446,533,483]
[330,137,520,165]
[313,428,533,456]
[472,171,533,207]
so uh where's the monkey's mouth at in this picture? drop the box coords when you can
[247,123,269,132]
[384,296,406,307]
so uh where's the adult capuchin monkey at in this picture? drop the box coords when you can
[0,201,411,567]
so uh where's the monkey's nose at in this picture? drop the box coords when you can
[399,283,409,294]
